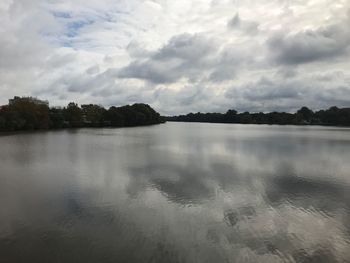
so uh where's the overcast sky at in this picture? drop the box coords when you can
[0,0,349,114]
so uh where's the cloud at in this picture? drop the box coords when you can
[118,33,218,84]
[0,0,350,115]
[268,15,350,65]
[225,72,350,113]
[118,33,255,84]
[209,44,254,82]
[227,13,259,35]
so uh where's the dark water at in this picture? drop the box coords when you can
[1,123,350,263]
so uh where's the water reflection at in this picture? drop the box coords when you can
[127,162,243,205]
[1,123,350,262]
[266,168,350,211]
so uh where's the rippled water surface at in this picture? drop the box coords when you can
[1,122,350,262]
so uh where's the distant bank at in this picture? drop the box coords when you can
[166,106,350,127]
[0,96,165,132]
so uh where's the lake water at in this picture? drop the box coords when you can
[1,122,350,263]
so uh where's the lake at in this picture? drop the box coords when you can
[1,122,350,263]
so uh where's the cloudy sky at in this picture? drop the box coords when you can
[0,0,349,114]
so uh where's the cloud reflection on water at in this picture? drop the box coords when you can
[1,123,350,262]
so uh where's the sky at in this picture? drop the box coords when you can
[0,0,349,115]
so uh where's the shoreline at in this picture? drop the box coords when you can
[166,120,350,128]
[0,121,166,136]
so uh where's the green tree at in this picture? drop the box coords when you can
[49,108,65,129]
[64,102,83,128]
[81,104,106,127]
[106,106,125,127]
[296,106,314,123]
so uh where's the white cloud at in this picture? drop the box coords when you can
[0,0,349,114]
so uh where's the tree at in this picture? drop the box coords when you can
[106,106,125,127]
[81,104,106,127]
[49,108,65,129]
[5,97,50,130]
[296,106,314,123]
[64,102,83,128]
[0,97,164,132]
[225,109,238,123]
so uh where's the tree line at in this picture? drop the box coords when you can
[0,96,164,132]
[167,106,350,126]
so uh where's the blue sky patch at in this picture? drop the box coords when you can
[52,11,72,19]
[66,19,94,38]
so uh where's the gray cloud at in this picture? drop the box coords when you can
[118,33,218,84]
[241,77,303,101]
[225,79,306,113]
[225,73,350,113]
[276,68,298,79]
[1,0,350,115]
[268,15,350,65]
[126,41,152,58]
[118,33,253,84]
[227,13,259,35]
[209,44,254,82]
